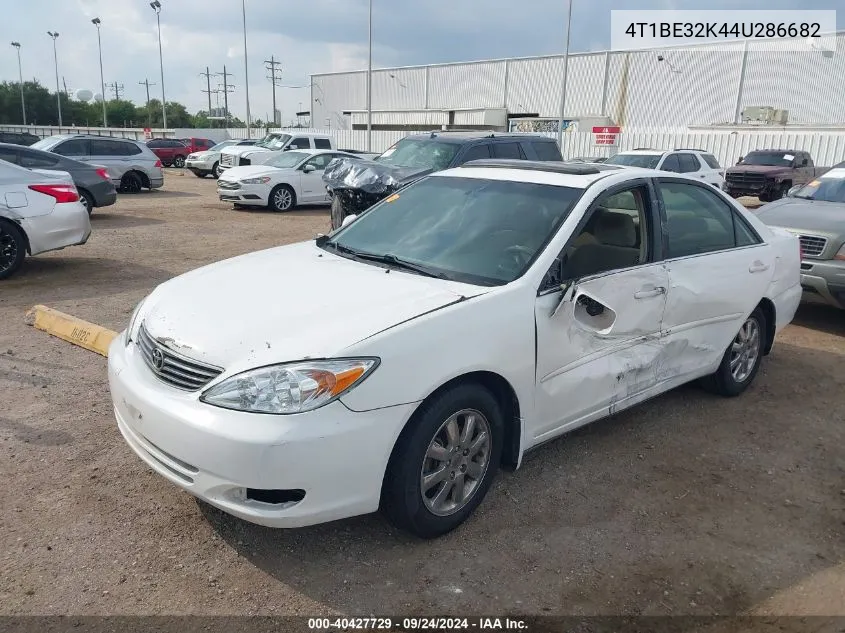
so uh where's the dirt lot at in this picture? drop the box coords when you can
[1,170,843,616]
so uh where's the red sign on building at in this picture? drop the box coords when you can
[592,126,621,146]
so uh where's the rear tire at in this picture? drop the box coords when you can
[700,307,766,397]
[119,171,144,193]
[381,383,503,538]
[193,171,207,178]
[79,189,95,215]
[174,155,186,168]
[0,220,26,280]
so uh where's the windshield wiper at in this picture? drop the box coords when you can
[326,243,447,279]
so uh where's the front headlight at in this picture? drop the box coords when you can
[240,176,271,184]
[125,297,147,346]
[200,358,379,414]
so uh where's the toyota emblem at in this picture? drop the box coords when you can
[151,347,165,371]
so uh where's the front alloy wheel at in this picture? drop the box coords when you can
[421,409,492,516]
[270,185,294,212]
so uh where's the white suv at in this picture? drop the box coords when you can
[219,132,335,172]
[605,149,724,188]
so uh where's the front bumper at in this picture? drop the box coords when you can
[799,260,845,309]
[217,182,269,206]
[724,180,778,198]
[108,336,414,528]
[186,159,215,173]
[20,201,92,256]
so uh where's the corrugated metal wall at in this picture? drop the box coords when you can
[312,33,845,131]
[225,127,845,167]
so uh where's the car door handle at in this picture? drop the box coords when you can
[634,286,666,299]
[749,261,770,273]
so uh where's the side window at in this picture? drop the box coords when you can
[561,186,649,281]
[91,140,124,156]
[458,144,491,164]
[0,148,19,164]
[20,151,58,168]
[659,181,760,258]
[290,137,311,149]
[492,142,525,159]
[701,153,721,169]
[147,139,163,148]
[53,139,89,157]
[805,154,814,167]
[123,143,142,156]
[304,153,334,170]
[532,141,562,161]
[660,154,681,172]
[678,154,700,173]
[313,138,332,150]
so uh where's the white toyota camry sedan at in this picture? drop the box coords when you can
[217,149,359,212]
[109,159,801,538]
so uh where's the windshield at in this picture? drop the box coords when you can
[265,151,310,169]
[322,175,583,286]
[376,139,460,171]
[604,153,661,169]
[793,173,845,203]
[30,136,62,150]
[740,151,795,167]
[209,141,234,152]
[255,133,291,150]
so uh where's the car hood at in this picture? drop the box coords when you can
[727,165,792,175]
[188,150,218,159]
[218,165,294,181]
[139,241,487,370]
[756,198,845,235]
[323,157,434,194]
[223,145,270,157]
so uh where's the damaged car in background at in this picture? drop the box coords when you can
[109,160,800,539]
[323,131,563,229]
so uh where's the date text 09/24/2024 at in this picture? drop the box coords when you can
[307,617,528,630]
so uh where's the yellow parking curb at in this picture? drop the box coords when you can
[25,305,117,357]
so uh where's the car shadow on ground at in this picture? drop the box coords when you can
[90,213,165,229]
[228,205,330,216]
[791,303,845,337]
[198,342,844,614]
[144,189,202,199]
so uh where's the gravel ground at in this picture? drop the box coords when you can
[1,170,843,616]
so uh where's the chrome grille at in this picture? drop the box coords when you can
[136,324,223,391]
[799,234,827,258]
[726,172,767,186]
[217,180,240,190]
[221,153,234,166]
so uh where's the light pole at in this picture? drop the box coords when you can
[367,0,373,151]
[10,42,26,125]
[150,1,167,129]
[242,0,251,137]
[47,31,62,127]
[92,18,107,127]
[556,0,573,153]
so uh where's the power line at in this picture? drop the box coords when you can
[264,56,282,125]
[107,81,124,101]
[212,66,236,124]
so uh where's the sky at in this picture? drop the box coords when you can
[1,0,842,126]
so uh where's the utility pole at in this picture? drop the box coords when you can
[214,66,235,126]
[241,0,251,136]
[107,81,125,101]
[47,31,62,127]
[139,79,156,127]
[10,42,25,125]
[200,66,214,116]
[264,56,282,126]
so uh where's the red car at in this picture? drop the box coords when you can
[146,138,215,168]
[178,137,216,155]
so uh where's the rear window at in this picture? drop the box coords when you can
[701,153,721,169]
[532,141,562,161]
[314,138,332,149]
[492,142,525,160]
[53,139,89,157]
[678,154,700,173]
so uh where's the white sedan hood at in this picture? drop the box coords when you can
[223,145,265,158]
[218,165,295,181]
[140,242,485,370]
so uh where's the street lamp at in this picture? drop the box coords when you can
[242,0,251,137]
[91,18,107,127]
[47,31,62,127]
[367,0,372,151]
[556,0,573,152]
[150,1,167,129]
[10,42,26,125]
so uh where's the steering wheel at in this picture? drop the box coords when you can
[498,245,534,276]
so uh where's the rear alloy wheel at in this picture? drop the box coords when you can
[212,162,222,179]
[173,155,186,168]
[701,307,765,397]
[119,171,144,193]
[79,190,95,215]
[269,185,295,212]
[0,220,26,280]
[381,384,503,538]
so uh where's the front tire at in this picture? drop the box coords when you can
[212,162,222,179]
[381,383,503,538]
[269,185,295,212]
[0,220,26,280]
[701,307,766,397]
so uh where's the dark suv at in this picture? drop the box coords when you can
[324,132,563,229]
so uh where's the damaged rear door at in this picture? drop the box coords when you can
[532,180,669,443]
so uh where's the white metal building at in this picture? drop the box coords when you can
[311,32,845,132]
